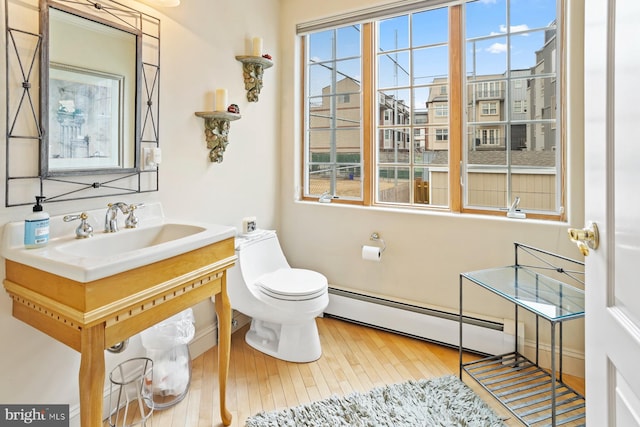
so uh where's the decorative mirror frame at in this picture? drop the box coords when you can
[4,0,160,207]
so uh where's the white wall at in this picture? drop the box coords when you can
[277,0,585,366]
[0,0,280,419]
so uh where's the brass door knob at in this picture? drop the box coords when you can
[568,222,599,256]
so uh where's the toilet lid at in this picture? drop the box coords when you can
[256,268,327,300]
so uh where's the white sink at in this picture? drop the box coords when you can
[1,203,235,282]
[56,223,207,258]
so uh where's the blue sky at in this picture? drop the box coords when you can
[307,0,557,96]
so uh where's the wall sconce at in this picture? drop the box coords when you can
[236,37,273,102]
[194,111,241,163]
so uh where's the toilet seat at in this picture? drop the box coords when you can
[255,268,327,301]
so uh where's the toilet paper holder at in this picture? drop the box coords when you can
[369,232,386,253]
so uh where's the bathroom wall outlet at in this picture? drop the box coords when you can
[242,216,257,234]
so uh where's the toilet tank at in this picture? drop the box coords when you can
[236,230,290,286]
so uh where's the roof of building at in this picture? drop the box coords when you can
[422,150,556,167]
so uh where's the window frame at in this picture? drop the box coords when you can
[300,1,565,221]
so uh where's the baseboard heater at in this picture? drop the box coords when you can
[324,287,516,356]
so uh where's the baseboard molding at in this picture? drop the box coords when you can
[522,338,585,378]
[325,286,584,378]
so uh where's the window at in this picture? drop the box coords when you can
[514,100,522,113]
[479,129,499,145]
[434,104,449,117]
[436,128,449,141]
[305,25,363,199]
[301,0,563,218]
[465,0,560,213]
[480,102,498,115]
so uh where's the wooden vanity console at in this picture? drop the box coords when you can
[3,237,236,427]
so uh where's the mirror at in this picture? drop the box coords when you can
[4,0,160,206]
[43,5,140,176]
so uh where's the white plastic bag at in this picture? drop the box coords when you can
[140,308,195,397]
[140,308,195,350]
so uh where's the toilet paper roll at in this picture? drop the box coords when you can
[362,245,381,262]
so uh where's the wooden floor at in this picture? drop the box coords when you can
[110,317,585,426]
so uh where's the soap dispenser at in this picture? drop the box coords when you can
[24,196,50,249]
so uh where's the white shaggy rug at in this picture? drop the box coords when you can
[245,375,506,426]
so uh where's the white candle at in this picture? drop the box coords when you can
[215,88,227,111]
[252,37,263,57]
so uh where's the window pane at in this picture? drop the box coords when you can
[335,129,361,154]
[466,169,507,208]
[466,37,507,77]
[413,45,448,86]
[423,125,449,153]
[308,25,362,62]
[378,89,411,125]
[308,63,332,98]
[376,7,449,208]
[412,166,448,207]
[528,76,556,120]
[308,164,331,196]
[518,122,558,154]
[510,77,529,120]
[308,164,362,199]
[305,25,362,201]
[378,51,410,88]
[467,125,507,152]
[308,96,361,129]
[336,25,361,59]
[309,59,361,97]
[335,165,362,199]
[466,0,506,39]
[510,0,557,30]
[378,128,411,162]
[308,129,333,157]
[308,128,361,156]
[511,31,550,70]
[335,59,362,93]
[412,87,429,126]
[308,96,331,129]
[308,30,335,62]
[413,169,430,205]
[412,7,448,47]
[464,0,559,214]
[378,167,410,203]
[379,15,409,52]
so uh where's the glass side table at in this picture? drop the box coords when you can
[459,243,586,426]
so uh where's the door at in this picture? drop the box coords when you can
[584,0,640,425]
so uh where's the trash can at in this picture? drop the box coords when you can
[108,357,154,427]
[140,308,195,409]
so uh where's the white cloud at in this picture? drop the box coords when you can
[499,24,531,34]
[479,0,497,3]
[486,42,507,54]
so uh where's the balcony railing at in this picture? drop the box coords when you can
[474,89,505,100]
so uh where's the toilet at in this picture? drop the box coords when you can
[226,229,329,363]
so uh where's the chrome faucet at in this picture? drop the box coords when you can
[104,202,129,233]
[63,212,94,238]
[124,203,144,229]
